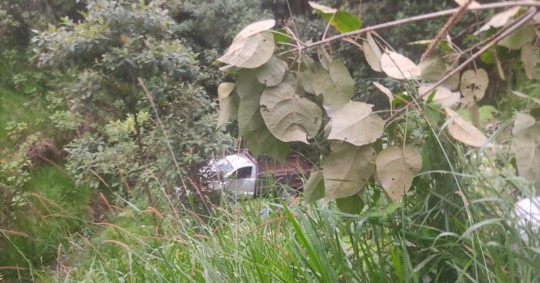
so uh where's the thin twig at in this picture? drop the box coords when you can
[420,0,474,62]
[299,1,540,52]
[385,7,538,123]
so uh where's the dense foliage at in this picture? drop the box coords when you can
[0,0,539,282]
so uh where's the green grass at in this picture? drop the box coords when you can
[1,87,95,282]
[0,88,45,146]
[1,166,94,281]
[25,179,539,283]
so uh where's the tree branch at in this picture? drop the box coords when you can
[385,7,538,122]
[299,1,540,52]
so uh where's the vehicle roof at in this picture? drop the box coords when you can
[221,153,255,171]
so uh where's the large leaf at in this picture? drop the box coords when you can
[217,82,239,128]
[236,70,265,135]
[234,19,276,41]
[419,85,460,108]
[300,70,315,95]
[363,32,382,72]
[304,169,325,203]
[376,145,422,202]
[444,108,489,147]
[312,60,354,113]
[260,82,322,143]
[512,113,540,186]
[336,194,364,214]
[244,122,290,161]
[498,24,535,50]
[238,97,263,135]
[381,51,421,80]
[236,69,265,99]
[256,56,287,86]
[323,143,375,200]
[419,57,460,90]
[476,7,520,33]
[460,69,488,104]
[327,101,385,146]
[218,30,275,69]
[308,2,362,33]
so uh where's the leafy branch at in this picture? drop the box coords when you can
[298,1,540,51]
[387,6,538,122]
[215,1,540,207]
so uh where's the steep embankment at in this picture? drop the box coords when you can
[0,88,94,281]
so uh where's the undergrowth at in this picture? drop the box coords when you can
[26,166,540,283]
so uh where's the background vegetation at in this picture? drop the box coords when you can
[0,0,539,282]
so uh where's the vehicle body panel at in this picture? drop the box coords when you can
[206,152,311,198]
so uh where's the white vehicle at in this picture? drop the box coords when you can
[201,151,312,198]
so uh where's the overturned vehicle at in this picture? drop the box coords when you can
[183,151,312,200]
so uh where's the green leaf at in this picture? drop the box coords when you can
[323,142,376,200]
[498,24,535,50]
[273,28,289,44]
[336,194,364,214]
[300,71,315,95]
[376,145,422,202]
[217,82,239,129]
[236,70,266,135]
[244,123,290,161]
[308,2,362,33]
[256,56,287,86]
[236,69,265,99]
[260,83,322,143]
[383,202,403,215]
[327,101,385,146]
[312,60,354,113]
[238,97,262,135]
[304,169,325,203]
[218,30,275,69]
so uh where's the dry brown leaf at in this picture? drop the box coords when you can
[419,85,460,108]
[376,145,422,202]
[381,50,421,80]
[444,108,489,147]
[364,33,382,72]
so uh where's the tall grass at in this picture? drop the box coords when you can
[1,166,94,281]
[20,90,540,282]
[29,169,539,283]
[3,73,539,282]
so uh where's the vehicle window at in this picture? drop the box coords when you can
[215,160,233,175]
[236,166,252,179]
